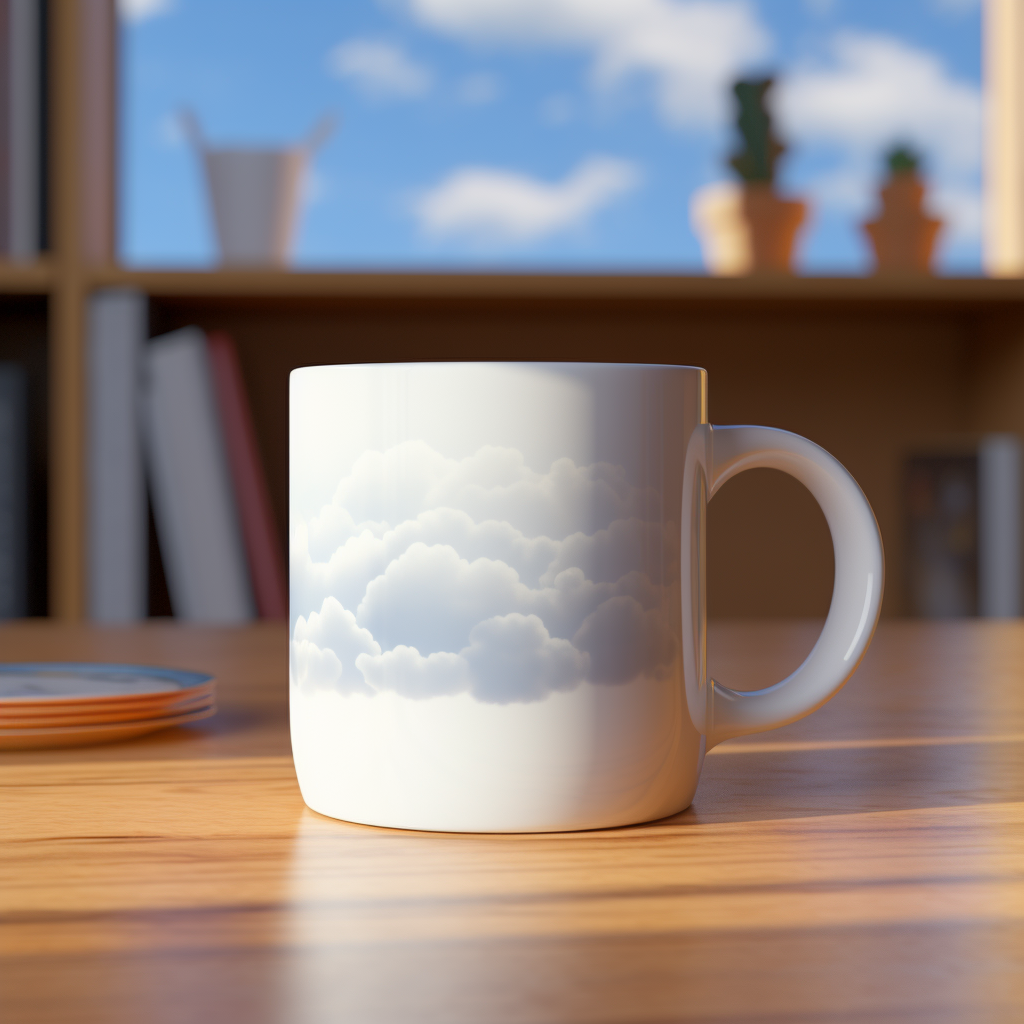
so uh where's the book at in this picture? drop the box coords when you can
[0,0,42,259]
[143,327,255,623]
[78,0,116,263]
[86,288,147,622]
[206,331,287,619]
[0,360,25,614]
[905,435,1022,618]
[978,434,1022,617]
[0,362,27,617]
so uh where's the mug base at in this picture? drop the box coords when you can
[298,792,696,834]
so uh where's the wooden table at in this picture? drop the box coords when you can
[3,620,1024,1023]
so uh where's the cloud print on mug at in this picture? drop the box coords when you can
[290,439,679,704]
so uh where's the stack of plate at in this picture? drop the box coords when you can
[0,663,216,750]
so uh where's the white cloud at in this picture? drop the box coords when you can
[406,0,770,127]
[931,0,978,13]
[328,39,432,98]
[463,614,589,702]
[931,183,982,245]
[311,441,653,553]
[777,31,981,171]
[543,517,679,587]
[290,441,679,704]
[290,639,346,696]
[411,156,641,242]
[119,0,173,22]
[358,613,588,703]
[357,542,527,654]
[775,31,982,244]
[458,73,500,105]
[292,597,380,695]
[541,94,576,125]
[157,112,184,149]
[573,595,675,685]
[358,644,470,699]
[291,505,562,624]
[803,0,839,15]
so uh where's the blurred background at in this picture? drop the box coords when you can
[122,0,983,273]
[2,0,1023,632]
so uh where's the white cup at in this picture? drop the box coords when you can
[202,148,306,266]
[181,112,333,267]
[289,363,883,833]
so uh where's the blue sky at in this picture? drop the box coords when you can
[121,0,982,273]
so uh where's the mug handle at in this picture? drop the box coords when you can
[705,425,884,748]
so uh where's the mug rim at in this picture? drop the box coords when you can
[290,361,708,377]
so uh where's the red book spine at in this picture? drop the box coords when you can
[206,331,287,619]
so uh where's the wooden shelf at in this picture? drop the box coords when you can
[0,260,52,294]
[126,269,1024,621]
[92,267,1024,308]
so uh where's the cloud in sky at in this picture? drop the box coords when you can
[457,73,500,105]
[411,156,641,242]
[802,0,839,15]
[541,94,576,125]
[930,183,982,245]
[406,0,770,127]
[931,0,979,14]
[118,0,173,22]
[328,39,432,98]
[399,5,979,255]
[776,31,982,242]
[778,31,980,171]
[291,441,678,704]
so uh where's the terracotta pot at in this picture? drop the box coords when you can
[741,183,806,273]
[863,175,942,274]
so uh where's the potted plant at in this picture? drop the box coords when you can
[730,77,806,274]
[863,145,942,274]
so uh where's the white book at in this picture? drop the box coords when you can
[143,327,255,622]
[906,435,1023,619]
[5,0,40,260]
[87,289,147,622]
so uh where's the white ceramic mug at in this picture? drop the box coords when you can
[290,363,883,833]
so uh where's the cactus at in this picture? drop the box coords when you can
[729,78,784,184]
[886,144,921,177]
[864,143,940,273]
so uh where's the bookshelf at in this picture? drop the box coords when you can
[22,2,1024,620]
[0,263,50,291]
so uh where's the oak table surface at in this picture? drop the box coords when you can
[3,620,1024,1024]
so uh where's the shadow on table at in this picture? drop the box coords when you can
[678,732,1024,825]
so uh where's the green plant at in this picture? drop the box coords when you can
[729,77,784,184]
[886,144,922,176]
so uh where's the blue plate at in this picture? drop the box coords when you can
[0,663,213,702]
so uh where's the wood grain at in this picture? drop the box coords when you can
[3,620,1024,1023]
[0,263,50,293]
